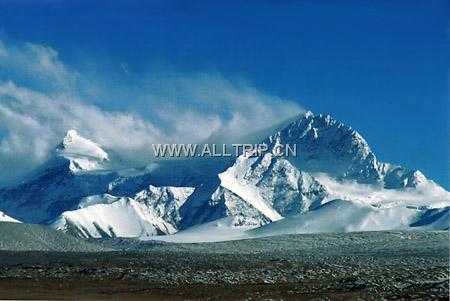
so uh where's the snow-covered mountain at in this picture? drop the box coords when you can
[176,112,447,234]
[0,112,448,240]
[264,111,429,188]
[179,152,327,229]
[153,202,450,243]
[56,129,110,172]
[0,211,20,223]
[51,185,194,238]
[0,130,119,223]
[250,200,450,237]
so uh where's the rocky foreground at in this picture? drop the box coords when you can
[0,231,448,300]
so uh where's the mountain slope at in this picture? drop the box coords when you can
[0,222,108,251]
[51,185,195,238]
[0,130,118,223]
[0,211,20,223]
[249,200,450,237]
[179,152,327,230]
[154,201,450,243]
[0,165,117,223]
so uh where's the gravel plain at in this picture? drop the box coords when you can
[0,230,448,300]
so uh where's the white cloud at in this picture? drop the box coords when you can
[0,81,167,182]
[0,41,76,92]
[120,73,303,142]
[315,173,450,208]
[0,40,303,186]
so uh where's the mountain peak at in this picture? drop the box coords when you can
[63,129,80,141]
[264,112,432,189]
[303,110,314,118]
[56,129,109,172]
[263,112,379,182]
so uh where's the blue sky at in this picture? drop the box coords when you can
[0,1,448,187]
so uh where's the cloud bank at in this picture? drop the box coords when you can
[0,40,302,186]
[315,173,450,208]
